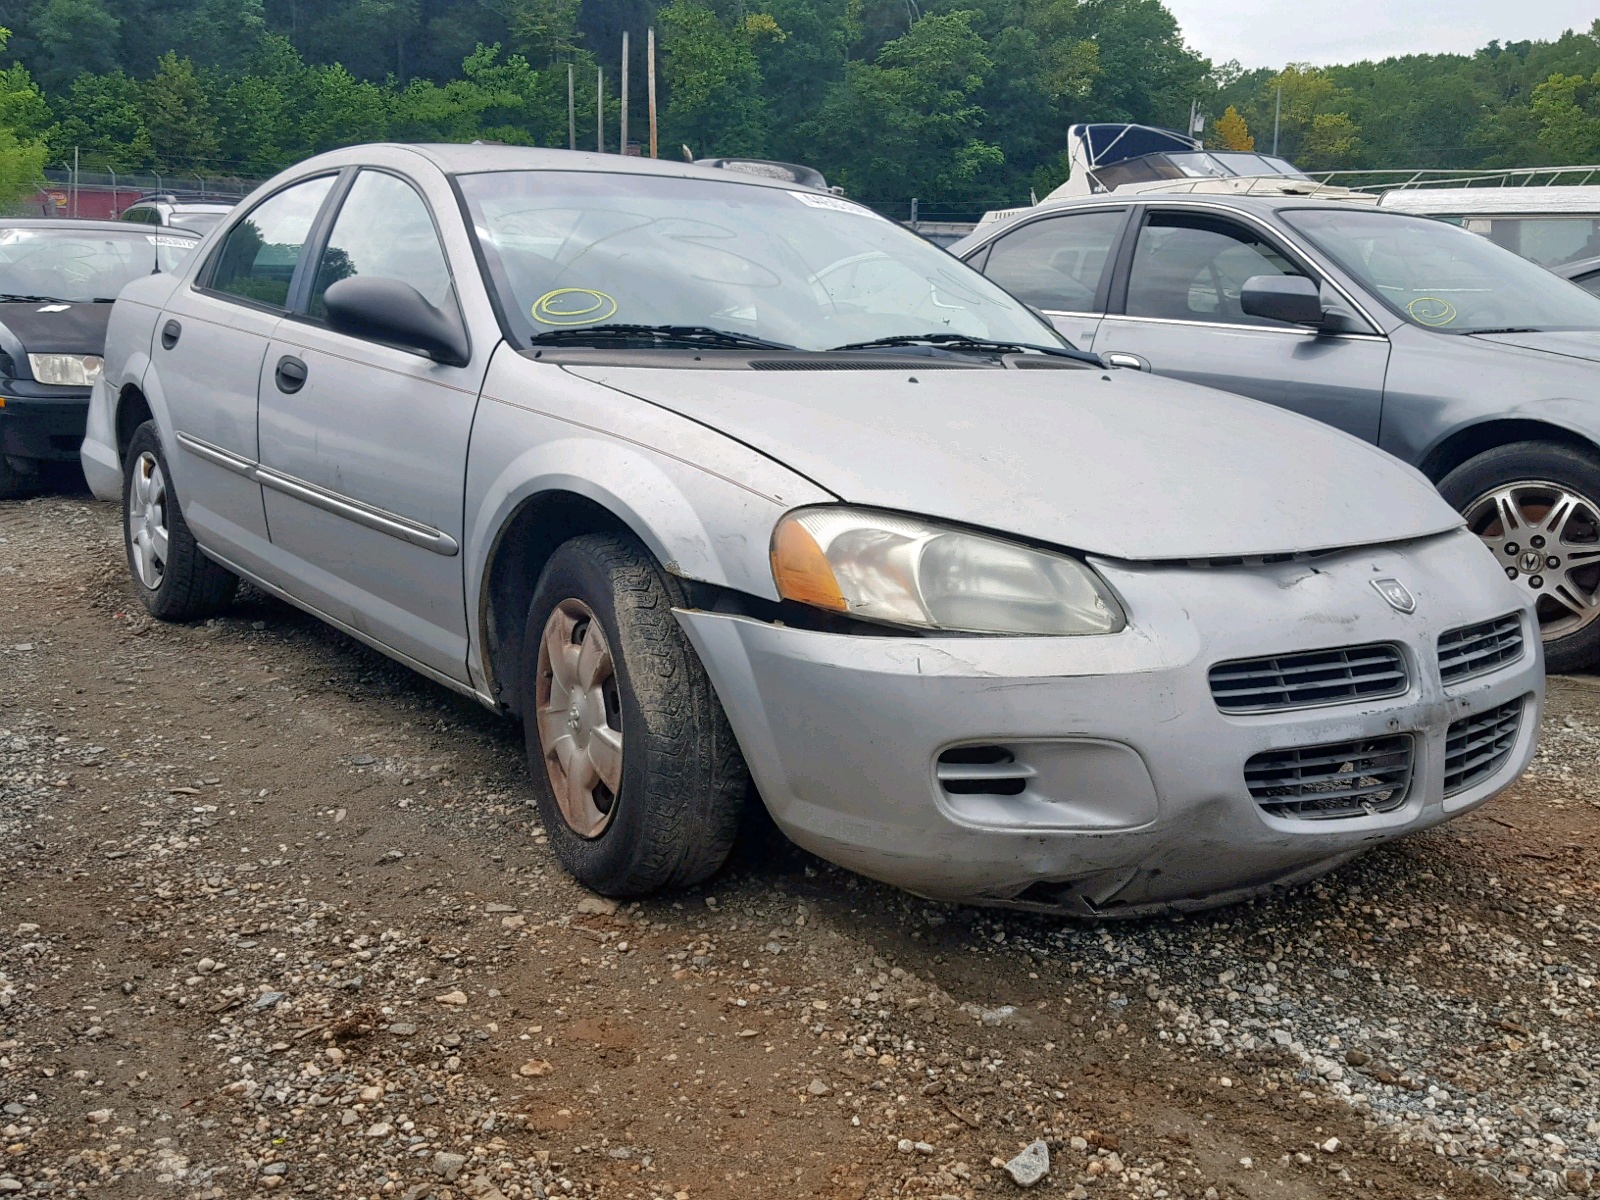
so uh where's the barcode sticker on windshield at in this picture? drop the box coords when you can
[147,235,194,248]
[787,191,881,218]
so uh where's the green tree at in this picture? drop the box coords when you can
[658,0,774,158]
[1248,65,1362,169]
[1533,71,1600,162]
[52,70,151,171]
[145,51,219,170]
[30,0,121,93]
[799,11,1003,202]
[0,29,49,204]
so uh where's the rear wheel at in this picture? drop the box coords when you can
[520,532,747,896]
[1439,441,1600,673]
[122,421,238,621]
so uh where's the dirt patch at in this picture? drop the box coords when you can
[1,493,1595,1199]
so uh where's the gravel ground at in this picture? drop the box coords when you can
[3,492,1599,1200]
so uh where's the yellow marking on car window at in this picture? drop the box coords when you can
[532,288,618,325]
[1407,297,1457,326]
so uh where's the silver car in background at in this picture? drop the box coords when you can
[82,145,1541,915]
[955,195,1600,673]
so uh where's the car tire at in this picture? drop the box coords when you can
[1438,440,1600,673]
[0,455,33,500]
[521,532,747,896]
[123,421,238,621]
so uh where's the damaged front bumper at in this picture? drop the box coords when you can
[676,529,1543,916]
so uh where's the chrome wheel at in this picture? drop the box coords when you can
[1463,480,1600,640]
[127,450,170,591]
[534,598,624,838]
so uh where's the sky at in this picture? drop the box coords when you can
[1160,0,1598,68]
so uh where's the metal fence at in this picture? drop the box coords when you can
[26,167,264,221]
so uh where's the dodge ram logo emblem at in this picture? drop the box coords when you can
[1371,578,1416,614]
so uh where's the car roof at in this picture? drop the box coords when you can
[1012,193,1379,218]
[303,142,825,193]
[127,198,234,210]
[0,217,201,237]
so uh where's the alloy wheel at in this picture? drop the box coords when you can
[1463,480,1600,640]
[534,598,625,838]
[127,450,170,591]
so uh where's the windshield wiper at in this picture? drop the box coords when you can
[526,323,800,351]
[1461,327,1545,335]
[0,293,75,305]
[828,332,1101,364]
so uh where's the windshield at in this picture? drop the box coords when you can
[0,228,196,302]
[1283,207,1600,333]
[457,170,1062,351]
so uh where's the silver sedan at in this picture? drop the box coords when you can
[81,144,1542,915]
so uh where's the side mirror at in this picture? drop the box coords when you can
[1240,274,1325,326]
[323,276,469,367]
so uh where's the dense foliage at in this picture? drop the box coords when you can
[0,0,1597,215]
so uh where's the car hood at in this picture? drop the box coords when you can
[1470,329,1600,363]
[0,300,112,354]
[564,362,1463,559]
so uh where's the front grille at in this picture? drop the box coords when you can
[1245,735,1413,820]
[1210,643,1407,713]
[935,745,1031,796]
[1444,698,1524,796]
[1438,613,1524,684]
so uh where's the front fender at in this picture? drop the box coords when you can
[1414,396,1600,476]
[462,357,834,695]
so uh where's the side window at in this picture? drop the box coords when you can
[981,210,1124,313]
[307,170,453,320]
[1126,212,1303,326]
[208,175,335,309]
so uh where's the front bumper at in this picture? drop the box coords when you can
[677,529,1542,915]
[0,386,91,464]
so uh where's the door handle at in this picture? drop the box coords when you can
[274,355,308,394]
[1102,351,1150,371]
[160,320,181,350]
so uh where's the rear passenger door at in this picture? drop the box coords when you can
[157,174,336,577]
[1094,208,1391,442]
[255,167,490,684]
[967,207,1127,349]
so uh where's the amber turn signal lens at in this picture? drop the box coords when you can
[771,517,847,612]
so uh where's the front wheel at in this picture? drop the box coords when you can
[1439,441,1600,673]
[520,532,747,896]
[122,421,238,621]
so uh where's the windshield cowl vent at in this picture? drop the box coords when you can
[749,359,973,371]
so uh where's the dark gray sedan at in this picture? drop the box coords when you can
[954,196,1600,671]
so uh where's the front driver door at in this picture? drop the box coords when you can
[1095,208,1391,442]
[256,167,490,684]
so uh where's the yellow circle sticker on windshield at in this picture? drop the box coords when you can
[1407,296,1457,327]
[532,288,618,325]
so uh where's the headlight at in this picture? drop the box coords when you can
[770,506,1125,635]
[29,353,103,387]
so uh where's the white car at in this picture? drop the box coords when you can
[81,144,1542,915]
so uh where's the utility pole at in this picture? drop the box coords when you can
[647,27,658,158]
[620,31,630,155]
[1273,87,1282,156]
[597,68,604,153]
[71,147,78,218]
[567,64,575,151]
